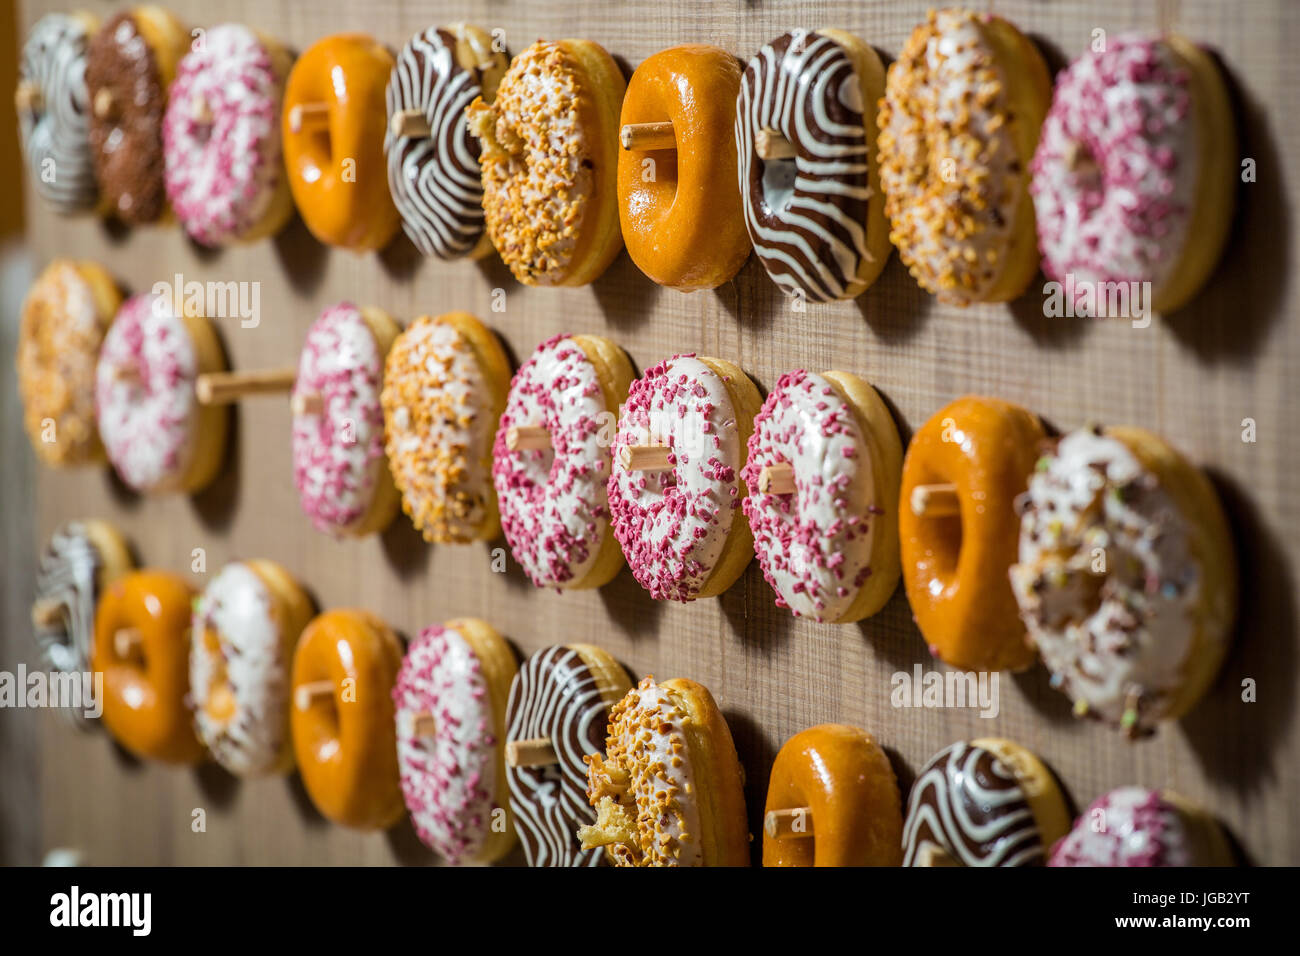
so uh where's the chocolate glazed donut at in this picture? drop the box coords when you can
[736,31,880,303]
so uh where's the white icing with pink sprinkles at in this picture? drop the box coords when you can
[292,303,387,536]
[393,624,501,865]
[95,293,200,494]
[742,370,880,622]
[1031,36,1198,303]
[607,355,745,602]
[492,335,614,589]
[162,24,284,247]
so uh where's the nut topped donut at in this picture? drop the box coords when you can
[394,618,519,865]
[492,334,634,590]
[607,354,761,602]
[741,369,903,623]
[737,29,892,302]
[467,39,626,286]
[385,24,508,260]
[190,560,314,777]
[17,259,121,467]
[1031,36,1237,316]
[1049,786,1234,867]
[506,644,631,867]
[292,303,402,538]
[162,23,294,246]
[878,9,1050,303]
[381,312,512,543]
[1009,426,1237,736]
[617,44,751,291]
[94,293,229,495]
[86,6,190,225]
[283,34,400,251]
[903,739,1069,867]
[16,12,101,214]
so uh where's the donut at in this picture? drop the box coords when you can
[492,334,634,590]
[878,9,1050,304]
[505,644,631,867]
[385,24,508,260]
[381,311,511,543]
[1031,36,1237,316]
[763,724,903,867]
[736,29,892,302]
[85,6,189,225]
[162,23,295,247]
[292,303,402,537]
[1009,425,1237,736]
[899,396,1045,671]
[1049,786,1234,867]
[741,369,903,623]
[607,354,762,602]
[31,519,134,725]
[467,39,626,286]
[393,618,519,865]
[291,608,405,829]
[617,44,750,290]
[17,259,121,467]
[283,34,400,251]
[92,570,204,764]
[190,560,314,777]
[94,293,229,495]
[903,739,1069,867]
[580,676,749,866]
[16,12,100,214]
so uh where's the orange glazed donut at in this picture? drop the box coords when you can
[290,608,404,829]
[282,34,400,251]
[92,570,204,764]
[899,396,1045,671]
[617,45,750,290]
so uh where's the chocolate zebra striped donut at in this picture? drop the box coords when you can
[736,29,891,302]
[902,739,1069,866]
[505,644,630,866]
[384,25,507,260]
[17,13,100,214]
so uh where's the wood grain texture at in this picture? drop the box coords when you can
[9,0,1298,865]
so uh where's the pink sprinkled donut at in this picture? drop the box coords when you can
[163,24,294,246]
[607,354,761,602]
[492,334,633,590]
[94,293,228,494]
[291,303,401,537]
[741,369,903,623]
[393,619,519,865]
[1049,786,1233,867]
[1031,35,1236,316]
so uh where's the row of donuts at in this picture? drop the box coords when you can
[16,262,1238,738]
[30,529,1234,866]
[18,8,1236,312]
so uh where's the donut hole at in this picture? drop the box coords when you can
[761,155,798,216]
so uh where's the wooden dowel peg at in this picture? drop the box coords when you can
[93,88,115,120]
[291,391,324,416]
[910,482,960,518]
[620,121,676,151]
[389,108,431,138]
[191,95,213,125]
[758,462,795,495]
[196,368,297,405]
[294,680,334,711]
[14,82,43,113]
[764,807,814,839]
[113,627,142,658]
[756,127,797,160]
[506,737,558,768]
[915,843,960,866]
[408,712,438,738]
[506,425,551,452]
[288,102,329,134]
[619,444,673,472]
[30,599,64,629]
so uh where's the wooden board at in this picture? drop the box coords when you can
[9,0,1299,865]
